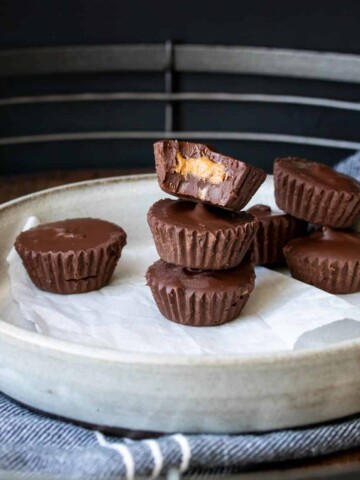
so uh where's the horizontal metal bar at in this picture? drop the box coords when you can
[0,44,360,83]
[0,131,359,150]
[0,44,166,76]
[176,45,360,84]
[1,92,360,112]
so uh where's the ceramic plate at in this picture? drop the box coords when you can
[1,174,360,434]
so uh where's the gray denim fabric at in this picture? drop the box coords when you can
[1,155,359,479]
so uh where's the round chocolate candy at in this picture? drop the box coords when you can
[15,217,127,294]
[284,227,360,294]
[148,198,258,270]
[274,157,360,228]
[146,255,255,326]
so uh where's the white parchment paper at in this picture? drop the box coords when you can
[7,217,360,355]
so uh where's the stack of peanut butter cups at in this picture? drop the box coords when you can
[274,157,360,294]
[146,140,267,326]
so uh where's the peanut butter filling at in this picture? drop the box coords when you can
[174,153,226,184]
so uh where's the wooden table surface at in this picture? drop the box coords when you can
[1,168,360,479]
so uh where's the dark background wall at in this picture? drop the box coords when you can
[1,0,360,174]
[1,0,360,52]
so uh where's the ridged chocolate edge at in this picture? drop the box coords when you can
[148,209,258,270]
[252,216,307,265]
[15,237,126,295]
[228,164,267,211]
[274,169,360,228]
[147,272,255,326]
[284,249,360,294]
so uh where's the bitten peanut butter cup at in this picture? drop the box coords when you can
[146,255,256,326]
[274,157,360,228]
[148,199,258,270]
[154,140,266,211]
[15,218,127,294]
[283,227,360,294]
[247,204,308,265]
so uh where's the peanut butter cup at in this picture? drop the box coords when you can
[274,157,360,228]
[247,204,307,265]
[154,140,266,211]
[146,255,255,326]
[15,218,127,294]
[284,227,360,294]
[148,199,258,270]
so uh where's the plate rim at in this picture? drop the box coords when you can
[1,173,360,367]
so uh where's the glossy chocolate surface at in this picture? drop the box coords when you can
[16,218,126,253]
[274,157,360,193]
[284,227,360,262]
[149,199,255,231]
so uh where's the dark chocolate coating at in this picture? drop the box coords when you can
[146,256,255,326]
[284,227,360,294]
[15,218,127,294]
[154,140,266,211]
[247,204,273,217]
[274,157,360,228]
[148,199,258,270]
[16,218,125,253]
[247,204,308,265]
[275,158,360,192]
